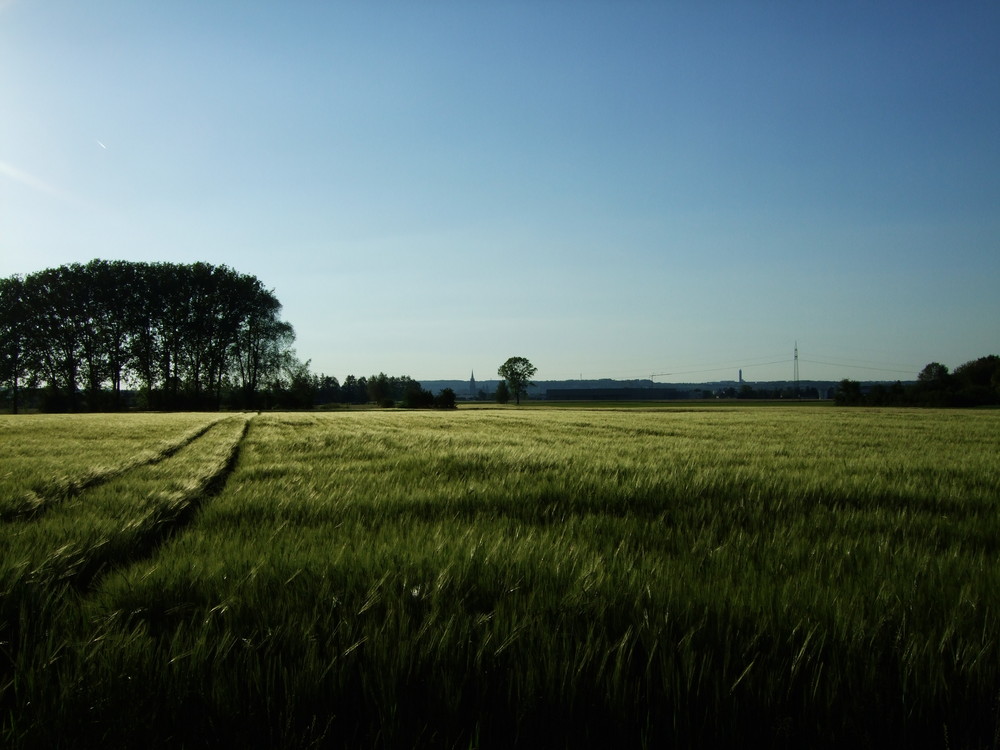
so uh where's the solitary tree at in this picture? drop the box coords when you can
[497,356,537,405]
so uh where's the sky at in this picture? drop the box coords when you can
[2,1,998,384]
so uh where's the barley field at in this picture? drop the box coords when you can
[1,406,998,749]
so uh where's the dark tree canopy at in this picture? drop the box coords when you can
[837,355,1000,407]
[0,275,28,414]
[359,373,453,409]
[953,355,1000,390]
[497,356,537,405]
[495,380,511,404]
[917,362,950,384]
[0,260,297,411]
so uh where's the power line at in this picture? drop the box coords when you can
[651,360,791,379]
[566,351,919,383]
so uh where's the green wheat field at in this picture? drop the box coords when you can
[2,405,999,749]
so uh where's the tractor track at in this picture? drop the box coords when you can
[1,417,233,522]
[69,415,252,593]
[0,416,252,719]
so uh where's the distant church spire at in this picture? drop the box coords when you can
[469,370,476,397]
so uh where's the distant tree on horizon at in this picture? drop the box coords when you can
[497,356,536,405]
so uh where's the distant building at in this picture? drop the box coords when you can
[469,371,476,398]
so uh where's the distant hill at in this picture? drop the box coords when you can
[421,377,910,400]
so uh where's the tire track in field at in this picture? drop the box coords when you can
[1,417,230,522]
[70,415,252,592]
[0,417,251,731]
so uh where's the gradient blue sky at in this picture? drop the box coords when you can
[2,1,998,383]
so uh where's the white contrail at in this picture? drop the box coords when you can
[97,140,107,149]
[0,160,76,202]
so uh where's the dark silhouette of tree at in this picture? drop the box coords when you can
[24,265,88,411]
[836,356,999,408]
[497,356,536,405]
[951,355,1000,406]
[435,388,457,409]
[913,362,954,406]
[0,260,296,411]
[834,379,863,405]
[917,362,950,385]
[268,358,316,409]
[953,355,1000,388]
[495,380,510,404]
[0,275,30,413]
[313,374,341,405]
[84,260,135,409]
[401,380,434,408]
[368,373,393,406]
[231,279,293,409]
[127,262,163,407]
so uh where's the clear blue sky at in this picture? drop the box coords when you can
[2,1,998,383]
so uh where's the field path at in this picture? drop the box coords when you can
[0,415,253,738]
[71,414,252,591]
[0,415,252,592]
[1,416,230,521]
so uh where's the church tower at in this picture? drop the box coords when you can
[469,371,476,398]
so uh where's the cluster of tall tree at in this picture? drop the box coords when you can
[835,356,1000,407]
[0,260,298,412]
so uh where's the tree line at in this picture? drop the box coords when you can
[0,260,298,412]
[309,372,456,409]
[835,356,1000,407]
[728,385,822,400]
